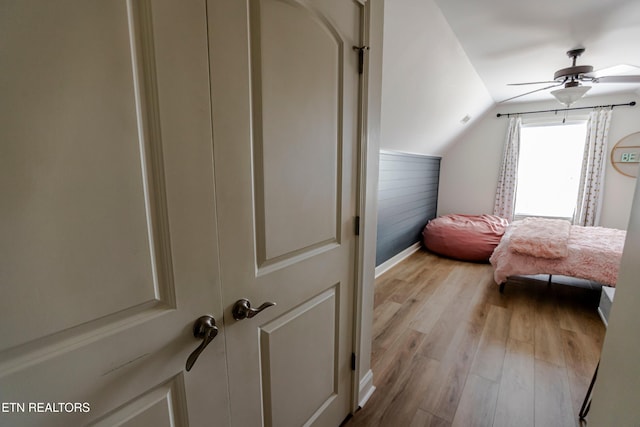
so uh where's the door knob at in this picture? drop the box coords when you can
[232,298,276,320]
[185,315,218,372]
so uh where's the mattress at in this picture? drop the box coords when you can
[490,219,626,286]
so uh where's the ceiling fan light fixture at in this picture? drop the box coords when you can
[551,85,591,107]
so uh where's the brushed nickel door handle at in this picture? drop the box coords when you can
[185,315,218,372]
[232,299,276,320]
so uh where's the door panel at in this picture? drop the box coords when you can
[260,287,339,427]
[91,377,188,427]
[254,0,342,264]
[0,0,160,352]
[0,1,229,426]
[209,0,361,425]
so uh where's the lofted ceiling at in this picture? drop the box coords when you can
[435,0,640,104]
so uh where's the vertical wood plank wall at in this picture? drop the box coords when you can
[376,150,441,266]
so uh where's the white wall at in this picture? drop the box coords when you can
[589,173,640,425]
[380,0,493,156]
[438,93,640,230]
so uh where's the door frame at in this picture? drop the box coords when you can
[350,0,384,413]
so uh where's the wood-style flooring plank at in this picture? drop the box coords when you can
[370,300,402,368]
[403,252,450,284]
[377,355,440,427]
[560,329,602,382]
[371,328,427,389]
[410,409,451,427]
[478,272,510,307]
[555,287,605,340]
[534,358,577,427]
[505,287,536,344]
[416,263,488,360]
[372,300,402,339]
[374,254,428,307]
[373,294,426,351]
[493,338,535,427]
[420,320,484,421]
[351,329,428,427]
[534,292,566,367]
[450,263,488,301]
[389,277,422,304]
[469,305,511,382]
[450,373,499,427]
[410,268,469,334]
[374,274,406,308]
[560,329,602,417]
[465,274,509,328]
[419,296,473,361]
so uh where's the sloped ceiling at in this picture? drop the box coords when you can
[379,0,640,157]
[380,0,494,156]
[435,0,640,104]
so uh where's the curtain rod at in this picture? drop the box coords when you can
[496,101,636,118]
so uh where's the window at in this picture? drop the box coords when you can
[514,122,588,220]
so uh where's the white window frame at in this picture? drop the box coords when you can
[513,117,589,222]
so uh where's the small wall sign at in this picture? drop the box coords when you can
[611,132,640,178]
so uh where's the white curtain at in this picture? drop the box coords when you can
[493,117,521,221]
[574,108,613,226]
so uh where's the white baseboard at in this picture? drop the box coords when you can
[375,242,421,278]
[598,307,608,328]
[358,369,375,408]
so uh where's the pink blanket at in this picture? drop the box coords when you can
[509,218,571,259]
[490,221,626,286]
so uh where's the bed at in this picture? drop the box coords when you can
[489,217,626,292]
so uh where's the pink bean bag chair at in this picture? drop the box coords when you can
[423,214,509,262]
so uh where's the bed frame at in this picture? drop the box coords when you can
[498,274,603,293]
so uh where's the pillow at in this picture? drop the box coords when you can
[423,214,509,262]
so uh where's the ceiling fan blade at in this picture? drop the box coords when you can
[507,81,559,86]
[592,75,640,84]
[498,83,564,103]
[585,64,640,79]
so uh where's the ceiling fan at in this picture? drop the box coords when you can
[501,48,640,105]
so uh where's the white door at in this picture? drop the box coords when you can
[0,1,230,426]
[208,1,362,426]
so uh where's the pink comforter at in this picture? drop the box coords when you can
[490,220,626,286]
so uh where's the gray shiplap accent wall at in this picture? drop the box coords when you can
[376,150,441,266]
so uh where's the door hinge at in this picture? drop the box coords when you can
[351,352,356,371]
[352,46,369,75]
[354,216,360,236]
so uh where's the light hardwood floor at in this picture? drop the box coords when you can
[346,250,605,427]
